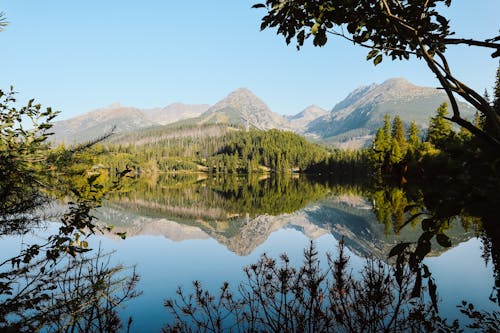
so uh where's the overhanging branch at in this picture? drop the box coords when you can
[444,37,500,57]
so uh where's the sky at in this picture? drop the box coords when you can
[1,0,499,120]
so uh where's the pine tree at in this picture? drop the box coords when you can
[383,114,392,144]
[391,115,407,156]
[427,103,453,147]
[389,138,403,165]
[489,62,500,138]
[482,62,500,139]
[372,128,387,164]
[407,121,420,147]
[494,62,500,114]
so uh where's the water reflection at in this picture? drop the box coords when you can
[0,239,140,332]
[97,174,476,260]
[2,172,498,331]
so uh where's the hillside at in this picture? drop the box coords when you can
[307,78,476,148]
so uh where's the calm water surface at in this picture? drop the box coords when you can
[1,174,497,331]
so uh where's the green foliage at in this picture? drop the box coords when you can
[427,102,453,147]
[0,87,59,231]
[0,12,7,32]
[253,1,452,58]
[0,88,139,331]
[391,115,407,155]
[369,113,421,180]
[105,174,332,236]
[253,0,500,147]
[97,128,332,175]
[407,121,421,153]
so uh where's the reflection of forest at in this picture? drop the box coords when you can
[98,175,478,258]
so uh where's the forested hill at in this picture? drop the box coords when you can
[95,127,332,174]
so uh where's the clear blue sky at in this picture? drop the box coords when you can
[1,0,499,119]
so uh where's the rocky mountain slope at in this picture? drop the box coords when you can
[50,78,477,147]
[173,88,290,130]
[50,102,210,144]
[306,78,476,147]
[286,105,329,131]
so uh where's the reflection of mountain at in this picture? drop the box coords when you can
[211,212,329,256]
[95,206,210,242]
[306,194,475,258]
[97,205,329,256]
[97,177,475,258]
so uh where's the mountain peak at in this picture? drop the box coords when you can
[378,77,420,91]
[380,77,410,85]
[211,88,269,112]
[232,87,253,94]
[196,88,288,130]
[307,77,475,147]
[289,105,328,120]
[107,102,123,109]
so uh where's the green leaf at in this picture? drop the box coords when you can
[421,218,434,232]
[366,49,378,60]
[436,233,452,247]
[415,240,431,260]
[373,54,383,65]
[388,242,411,258]
[116,232,127,240]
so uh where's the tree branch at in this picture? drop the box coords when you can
[418,38,500,149]
[444,37,500,57]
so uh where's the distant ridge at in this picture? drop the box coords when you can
[51,102,210,144]
[50,78,476,147]
[287,105,329,131]
[142,103,209,125]
[305,78,476,148]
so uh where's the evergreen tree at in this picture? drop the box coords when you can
[383,114,392,144]
[389,138,403,165]
[407,121,421,148]
[391,115,407,156]
[427,103,453,148]
[494,63,500,114]
[372,128,387,163]
[473,111,484,131]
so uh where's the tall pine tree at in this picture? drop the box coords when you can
[391,115,407,156]
[427,103,453,148]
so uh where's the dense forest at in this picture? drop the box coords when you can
[81,128,332,175]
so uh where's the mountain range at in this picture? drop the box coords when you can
[51,78,476,147]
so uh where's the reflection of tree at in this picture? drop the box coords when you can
[164,241,496,332]
[108,174,332,226]
[0,249,140,332]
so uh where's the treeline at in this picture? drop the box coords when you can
[370,101,498,185]
[86,128,333,175]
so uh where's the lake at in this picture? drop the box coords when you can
[1,174,498,331]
